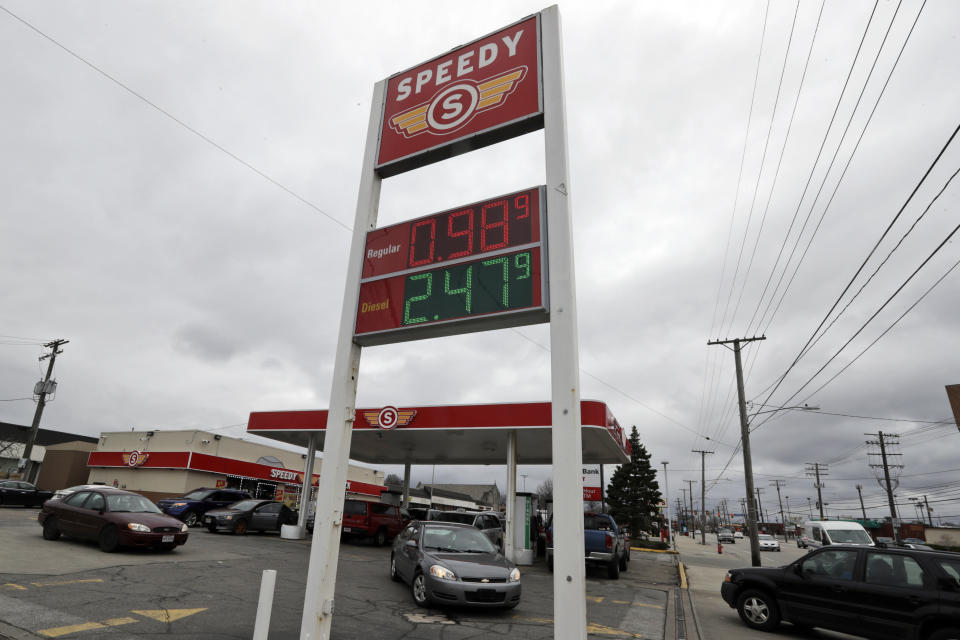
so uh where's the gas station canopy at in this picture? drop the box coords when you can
[247,400,630,465]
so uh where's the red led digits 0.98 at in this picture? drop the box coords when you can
[361,187,541,281]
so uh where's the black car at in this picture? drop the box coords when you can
[204,500,298,534]
[0,480,54,507]
[721,545,960,639]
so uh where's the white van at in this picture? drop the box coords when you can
[798,520,874,549]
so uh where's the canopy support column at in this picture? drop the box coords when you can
[297,432,317,537]
[402,463,411,509]
[505,430,517,561]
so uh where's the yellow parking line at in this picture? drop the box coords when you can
[611,600,663,609]
[2,583,27,591]
[510,615,643,638]
[38,622,105,638]
[103,617,138,626]
[32,579,103,587]
[586,595,605,603]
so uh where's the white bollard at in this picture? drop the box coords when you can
[253,569,277,640]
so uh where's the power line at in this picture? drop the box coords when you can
[0,4,351,232]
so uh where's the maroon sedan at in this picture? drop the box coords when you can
[38,487,189,552]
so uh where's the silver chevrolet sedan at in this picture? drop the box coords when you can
[390,521,521,609]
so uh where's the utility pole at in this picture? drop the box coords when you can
[692,450,713,545]
[661,461,673,550]
[676,498,684,534]
[771,480,787,541]
[684,480,697,538]
[21,339,68,484]
[856,484,868,521]
[806,497,813,518]
[708,335,765,566]
[785,496,791,534]
[805,463,828,520]
[755,488,766,532]
[866,431,903,543]
[923,495,933,527]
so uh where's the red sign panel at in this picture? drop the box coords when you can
[362,187,542,280]
[376,14,542,176]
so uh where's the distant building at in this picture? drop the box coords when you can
[0,420,98,483]
[419,483,501,511]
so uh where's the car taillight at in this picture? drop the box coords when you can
[605,533,613,550]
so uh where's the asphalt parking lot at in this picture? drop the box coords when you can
[0,506,678,639]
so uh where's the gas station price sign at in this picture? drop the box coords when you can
[354,187,548,345]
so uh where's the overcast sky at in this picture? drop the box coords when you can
[2,1,958,526]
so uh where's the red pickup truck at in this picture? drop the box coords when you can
[308,499,405,545]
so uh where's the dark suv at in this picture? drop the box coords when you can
[156,488,252,527]
[721,545,960,639]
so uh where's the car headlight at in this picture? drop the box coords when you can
[127,523,151,533]
[180,523,189,533]
[171,502,187,508]
[724,572,732,583]
[508,568,521,583]
[429,565,457,581]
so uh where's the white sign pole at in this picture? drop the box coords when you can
[300,79,386,640]
[542,7,587,639]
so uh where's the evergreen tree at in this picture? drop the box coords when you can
[605,426,661,534]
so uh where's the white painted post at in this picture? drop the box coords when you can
[253,569,277,640]
[297,433,317,536]
[505,431,517,560]
[402,462,411,509]
[542,7,587,640]
[299,79,386,640]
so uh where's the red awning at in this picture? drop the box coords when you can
[247,400,630,465]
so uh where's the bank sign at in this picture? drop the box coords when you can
[376,14,542,177]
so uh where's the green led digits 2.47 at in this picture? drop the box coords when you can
[402,250,534,326]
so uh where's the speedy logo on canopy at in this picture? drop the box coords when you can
[377,15,541,173]
[363,406,417,430]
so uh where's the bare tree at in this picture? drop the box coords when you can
[536,478,553,505]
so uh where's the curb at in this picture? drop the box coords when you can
[629,546,678,554]
[677,561,688,589]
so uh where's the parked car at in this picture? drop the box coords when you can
[204,499,298,534]
[798,520,874,549]
[308,499,405,545]
[903,537,928,545]
[390,521,521,609]
[734,530,744,539]
[0,480,54,507]
[50,484,107,501]
[546,512,629,579]
[38,487,188,552]
[718,529,736,544]
[406,507,443,522]
[434,510,504,550]
[720,545,960,639]
[757,533,781,552]
[156,488,252,527]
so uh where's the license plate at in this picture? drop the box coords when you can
[162,535,174,543]
[205,517,212,523]
[343,527,352,532]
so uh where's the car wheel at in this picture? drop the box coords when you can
[411,572,430,607]
[927,628,960,640]
[607,557,620,579]
[42,517,61,541]
[98,526,120,553]
[234,519,248,535]
[390,554,401,582]
[736,589,780,631]
[183,511,199,528]
[618,552,628,571]
[374,528,387,546]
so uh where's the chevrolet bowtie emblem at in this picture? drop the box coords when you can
[480,578,490,583]
[390,67,527,139]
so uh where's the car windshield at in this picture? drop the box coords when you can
[720,529,732,534]
[758,534,774,541]
[435,512,476,525]
[227,500,262,511]
[829,529,873,544]
[422,526,496,553]
[107,494,163,513]
[182,489,215,500]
